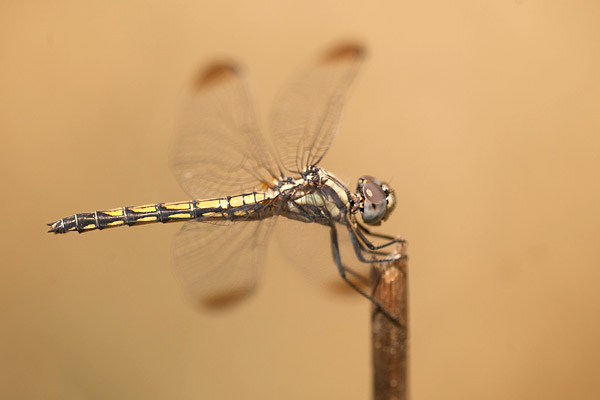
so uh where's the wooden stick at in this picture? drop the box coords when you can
[371,248,409,400]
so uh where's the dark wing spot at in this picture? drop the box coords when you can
[199,287,254,309]
[322,42,366,64]
[194,62,242,91]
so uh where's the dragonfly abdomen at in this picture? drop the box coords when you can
[48,192,271,234]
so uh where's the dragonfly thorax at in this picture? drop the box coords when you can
[274,168,353,226]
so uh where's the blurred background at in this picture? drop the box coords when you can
[2,1,600,399]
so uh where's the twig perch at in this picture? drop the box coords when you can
[371,248,409,400]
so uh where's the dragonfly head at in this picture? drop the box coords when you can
[356,176,396,225]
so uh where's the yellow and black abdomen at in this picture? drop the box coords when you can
[48,192,271,234]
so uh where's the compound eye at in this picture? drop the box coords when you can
[362,182,387,225]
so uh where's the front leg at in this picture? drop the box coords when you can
[345,223,406,264]
[356,221,408,257]
[329,225,401,325]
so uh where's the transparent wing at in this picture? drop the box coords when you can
[171,63,280,199]
[269,43,365,173]
[276,219,371,295]
[173,218,276,307]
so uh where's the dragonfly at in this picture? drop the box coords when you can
[48,43,407,323]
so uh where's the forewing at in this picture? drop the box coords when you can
[171,63,279,199]
[269,43,365,173]
[173,218,275,307]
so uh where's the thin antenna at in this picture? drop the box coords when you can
[371,247,409,400]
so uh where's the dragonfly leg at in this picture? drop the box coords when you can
[351,230,391,258]
[357,221,404,241]
[343,265,371,286]
[330,226,401,325]
[346,224,406,264]
[356,222,407,252]
[355,222,408,259]
[355,228,401,253]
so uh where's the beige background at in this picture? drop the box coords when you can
[2,1,600,399]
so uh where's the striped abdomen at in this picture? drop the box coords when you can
[48,192,272,234]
